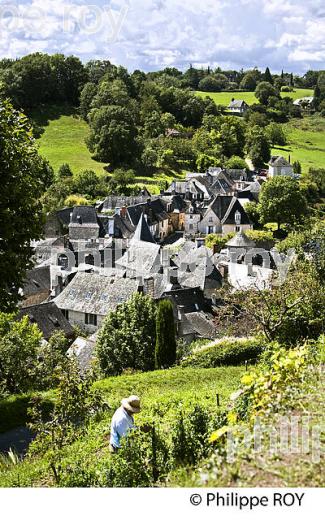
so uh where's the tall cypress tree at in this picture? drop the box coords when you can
[264,67,273,84]
[155,300,177,369]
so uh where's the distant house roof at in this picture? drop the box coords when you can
[207,195,251,225]
[67,333,97,373]
[183,311,217,339]
[269,156,292,167]
[22,266,51,299]
[99,192,155,212]
[133,213,156,243]
[97,214,135,239]
[293,96,314,106]
[55,272,139,315]
[17,302,74,340]
[228,99,248,109]
[127,199,168,228]
[69,206,98,226]
[226,231,256,248]
[116,241,161,277]
[56,207,74,227]
[162,287,211,314]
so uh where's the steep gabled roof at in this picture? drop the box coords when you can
[269,156,291,167]
[205,195,251,225]
[18,302,74,340]
[228,99,248,109]
[132,213,156,244]
[22,266,51,298]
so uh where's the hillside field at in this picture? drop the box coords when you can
[272,115,325,173]
[33,107,107,176]
[196,88,314,106]
[0,365,244,487]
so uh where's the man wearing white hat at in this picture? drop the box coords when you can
[109,395,141,452]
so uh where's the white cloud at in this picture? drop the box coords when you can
[0,0,324,72]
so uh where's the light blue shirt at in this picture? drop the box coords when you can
[110,406,135,448]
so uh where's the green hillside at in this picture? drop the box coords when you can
[272,115,325,173]
[33,106,106,176]
[0,365,244,487]
[196,88,314,106]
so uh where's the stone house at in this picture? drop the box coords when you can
[227,99,249,114]
[268,156,294,177]
[198,195,252,235]
[69,206,100,242]
[55,271,139,332]
[18,301,74,341]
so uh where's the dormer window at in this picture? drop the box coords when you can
[235,210,241,226]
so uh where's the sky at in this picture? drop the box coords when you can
[0,0,325,73]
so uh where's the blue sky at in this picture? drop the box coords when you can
[0,0,324,72]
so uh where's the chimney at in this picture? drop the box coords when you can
[142,277,155,297]
[120,206,127,219]
[69,212,73,222]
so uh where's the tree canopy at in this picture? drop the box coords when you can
[0,99,54,311]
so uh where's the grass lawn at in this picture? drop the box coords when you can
[33,105,106,176]
[196,88,314,107]
[272,115,325,173]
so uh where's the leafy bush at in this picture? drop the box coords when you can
[205,232,234,252]
[181,338,265,368]
[96,293,157,376]
[0,314,42,394]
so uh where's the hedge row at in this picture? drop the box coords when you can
[181,338,265,369]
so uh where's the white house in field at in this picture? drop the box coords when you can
[268,156,294,178]
[227,99,249,114]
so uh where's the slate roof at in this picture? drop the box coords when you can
[269,156,292,167]
[99,193,155,212]
[177,246,223,291]
[226,231,256,248]
[206,195,251,225]
[67,333,97,373]
[162,194,188,213]
[56,207,74,227]
[127,200,168,228]
[55,272,139,315]
[133,213,156,243]
[22,266,51,298]
[70,206,98,225]
[97,214,135,239]
[228,99,248,109]
[184,312,217,339]
[162,287,211,314]
[18,302,74,340]
[116,241,161,277]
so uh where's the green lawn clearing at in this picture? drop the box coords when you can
[272,115,325,173]
[196,88,314,107]
[32,105,106,176]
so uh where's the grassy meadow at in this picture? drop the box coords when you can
[272,115,325,173]
[32,105,107,176]
[196,88,314,106]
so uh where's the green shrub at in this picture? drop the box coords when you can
[181,338,265,368]
[96,293,157,376]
